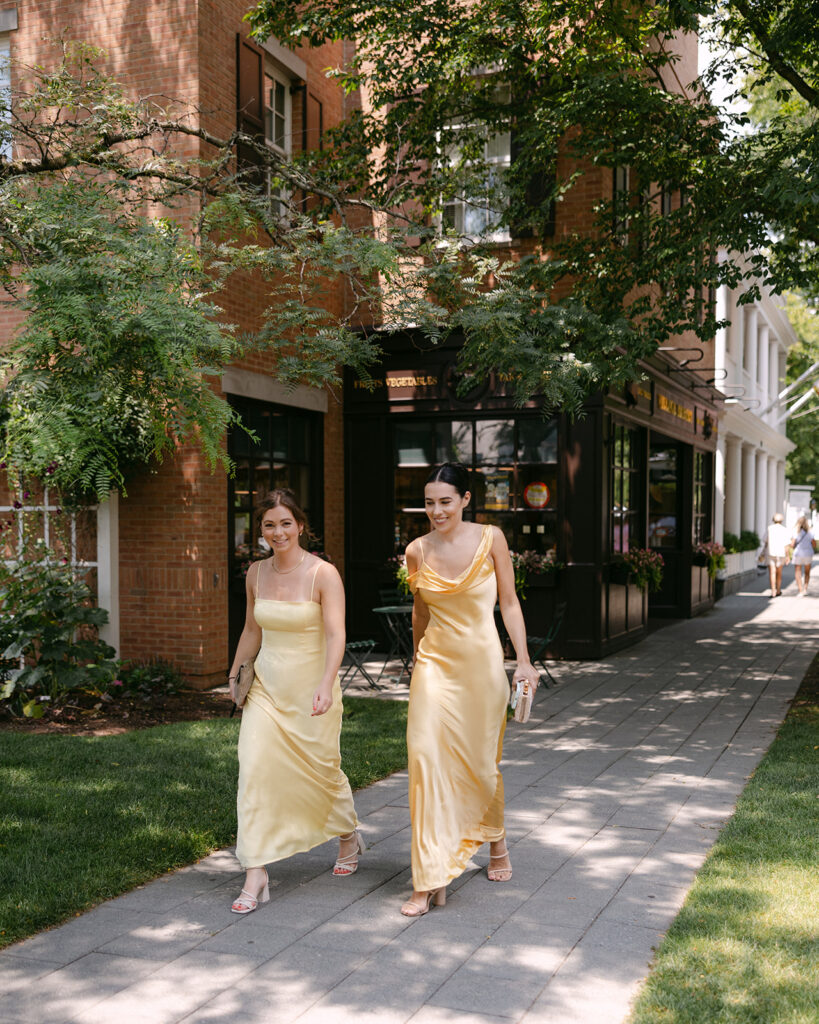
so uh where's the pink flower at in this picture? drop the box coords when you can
[111,680,123,686]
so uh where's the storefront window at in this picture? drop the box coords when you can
[693,451,712,544]
[228,397,322,567]
[393,416,558,555]
[610,422,640,554]
[648,442,680,549]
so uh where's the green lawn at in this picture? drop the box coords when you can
[0,696,408,949]
[628,654,819,1024]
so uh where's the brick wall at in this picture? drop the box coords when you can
[4,1,350,684]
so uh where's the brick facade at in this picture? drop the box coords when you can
[3,1,349,685]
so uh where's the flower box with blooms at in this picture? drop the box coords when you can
[613,548,664,593]
[510,550,564,598]
[693,541,726,579]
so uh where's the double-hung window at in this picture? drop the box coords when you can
[263,65,291,213]
[440,85,511,243]
[0,33,11,161]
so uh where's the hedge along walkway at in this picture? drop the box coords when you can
[0,572,816,1024]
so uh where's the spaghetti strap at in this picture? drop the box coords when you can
[309,561,321,603]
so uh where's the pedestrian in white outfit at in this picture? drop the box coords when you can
[791,515,815,596]
[761,513,789,597]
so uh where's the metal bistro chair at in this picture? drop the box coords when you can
[340,639,380,691]
[373,605,414,682]
[527,600,568,688]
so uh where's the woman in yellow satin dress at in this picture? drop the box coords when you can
[402,463,540,916]
[227,489,361,914]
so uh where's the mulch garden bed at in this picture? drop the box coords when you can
[0,688,234,736]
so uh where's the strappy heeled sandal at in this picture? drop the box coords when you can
[400,887,447,917]
[487,844,513,882]
[333,830,365,876]
[230,870,270,914]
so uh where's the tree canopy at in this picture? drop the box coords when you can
[2,3,819,499]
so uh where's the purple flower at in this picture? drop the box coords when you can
[12,500,22,509]
[111,680,123,686]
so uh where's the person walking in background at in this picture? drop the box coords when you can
[791,515,815,597]
[227,489,361,914]
[401,462,539,917]
[761,512,790,597]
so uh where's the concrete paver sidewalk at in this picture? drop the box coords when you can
[2,574,817,1024]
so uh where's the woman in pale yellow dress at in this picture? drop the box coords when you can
[227,489,361,914]
[402,463,540,916]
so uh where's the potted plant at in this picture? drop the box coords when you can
[386,554,411,600]
[693,541,726,579]
[612,548,664,592]
[510,550,563,599]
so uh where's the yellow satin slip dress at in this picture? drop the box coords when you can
[235,562,357,868]
[407,524,509,892]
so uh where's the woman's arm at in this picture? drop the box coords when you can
[227,562,263,704]
[406,540,430,656]
[312,561,346,716]
[491,528,540,690]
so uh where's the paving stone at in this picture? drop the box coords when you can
[2,908,157,966]
[0,952,160,1023]
[69,950,256,1024]
[428,962,545,1018]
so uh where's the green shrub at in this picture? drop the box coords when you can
[0,541,117,716]
[115,659,184,703]
[739,529,761,552]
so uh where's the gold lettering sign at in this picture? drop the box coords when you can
[352,374,438,391]
[636,386,652,402]
[386,375,438,388]
[656,393,693,424]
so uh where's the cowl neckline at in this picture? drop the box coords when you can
[409,525,494,595]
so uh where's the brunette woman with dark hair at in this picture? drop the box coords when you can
[400,463,539,916]
[227,489,361,913]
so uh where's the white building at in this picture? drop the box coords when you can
[713,269,797,590]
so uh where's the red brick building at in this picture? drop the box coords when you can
[1,5,725,675]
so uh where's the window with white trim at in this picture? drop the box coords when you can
[440,85,511,243]
[264,64,291,212]
[0,35,11,161]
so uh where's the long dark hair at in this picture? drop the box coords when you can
[426,462,470,497]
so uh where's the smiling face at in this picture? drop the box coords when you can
[261,503,303,555]
[424,480,470,534]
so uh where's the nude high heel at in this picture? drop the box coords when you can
[230,869,270,914]
[400,887,446,917]
[487,843,513,882]
[333,830,365,876]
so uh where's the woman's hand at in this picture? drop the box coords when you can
[311,683,334,716]
[512,661,541,694]
[228,676,238,704]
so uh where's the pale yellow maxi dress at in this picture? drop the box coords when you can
[235,564,357,868]
[407,525,509,892]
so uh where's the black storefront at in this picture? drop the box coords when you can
[344,333,719,659]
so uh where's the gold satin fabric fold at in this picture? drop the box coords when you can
[407,525,508,891]
[236,600,357,868]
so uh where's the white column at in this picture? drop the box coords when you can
[745,308,758,400]
[767,456,777,526]
[715,434,726,542]
[757,323,770,406]
[777,461,787,517]
[768,338,780,426]
[732,301,744,368]
[96,492,120,656]
[715,285,728,392]
[756,452,768,540]
[725,436,742,536]
[741,443,757,533]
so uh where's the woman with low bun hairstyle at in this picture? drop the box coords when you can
[400,462,539,916]
[227,489,361,914]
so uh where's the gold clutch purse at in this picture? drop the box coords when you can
[231,659,256,714]
[510,679,534,724]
